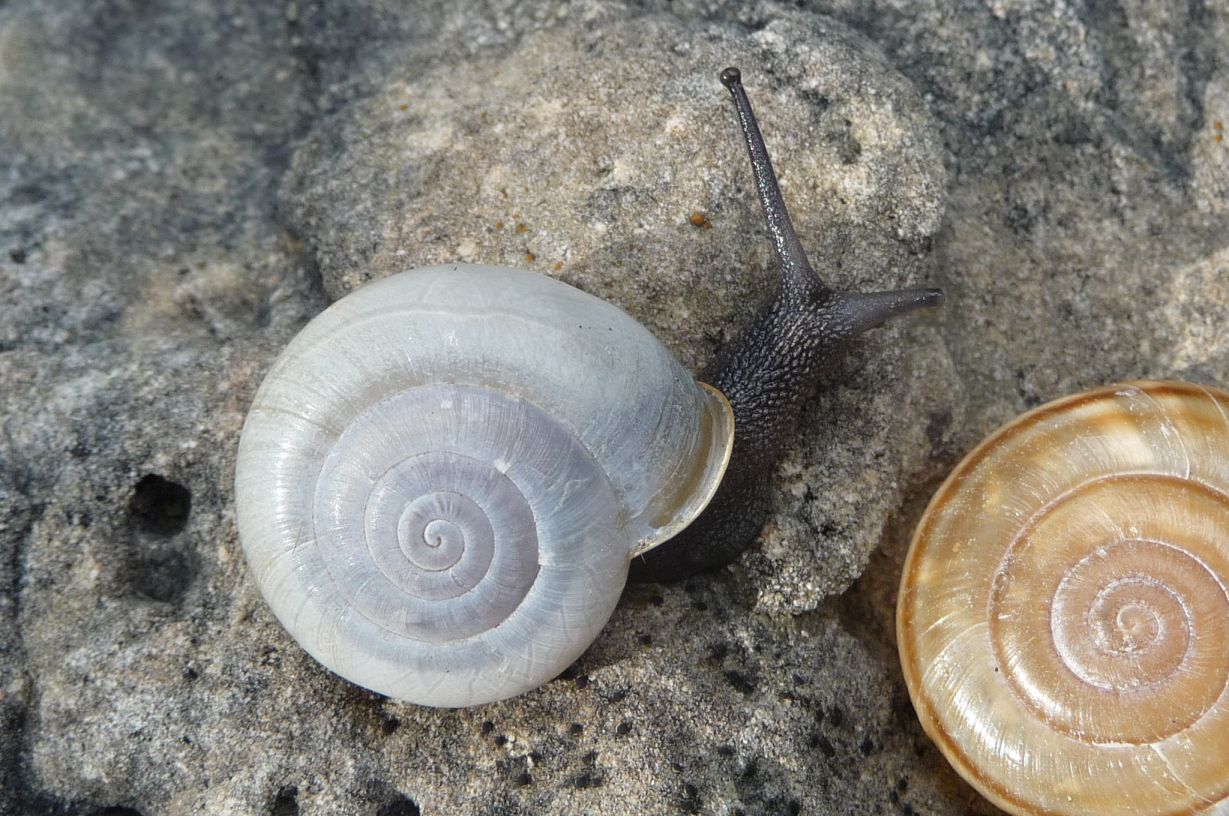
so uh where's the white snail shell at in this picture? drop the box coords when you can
[898,381,1229,816]
[235,264,734,707]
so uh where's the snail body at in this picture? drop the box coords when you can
[898,381,1229,816]
[236,68,940,707]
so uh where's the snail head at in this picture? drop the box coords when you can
[631,68,942,582]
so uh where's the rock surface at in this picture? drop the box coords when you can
[0,1,1225,815]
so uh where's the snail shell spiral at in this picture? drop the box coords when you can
[235,265,733,707]
[898,381,1229,816]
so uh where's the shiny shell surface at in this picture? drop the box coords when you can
[235,264,733,707]
[898,381,1229,816]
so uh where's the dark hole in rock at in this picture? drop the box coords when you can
[128,474,191,536]
[10,183,46,205]
[270,786,298,816]
[680,782,701,814]
[89,808,145,816]
[571,770,603,789]
[126,474,197,602]
[375,793,420,816]
[724,669,756,695]
[130,544,199,604]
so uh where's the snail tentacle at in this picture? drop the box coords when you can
[831,287,945,334]
[719,66,822,299]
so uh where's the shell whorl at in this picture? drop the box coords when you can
[235,264,733,706]
[898,382,1229,816]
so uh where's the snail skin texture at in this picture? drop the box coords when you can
[898,381,1229,816]
[236,68,941,707]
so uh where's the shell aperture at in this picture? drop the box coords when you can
[898,381,1229,816]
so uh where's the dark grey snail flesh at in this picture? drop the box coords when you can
[630,67,942,582]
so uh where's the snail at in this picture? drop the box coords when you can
[235,67,941,707]
[898,381,1229,816]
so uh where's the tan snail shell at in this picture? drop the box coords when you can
[898,381,1229,816]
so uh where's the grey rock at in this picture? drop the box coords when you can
[1,0,1226,815]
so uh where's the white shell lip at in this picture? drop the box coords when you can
[629,381,734,558]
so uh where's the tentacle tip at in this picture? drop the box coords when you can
[895,287,945,317]
[833,286,947,337]
[720,67,742,89]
